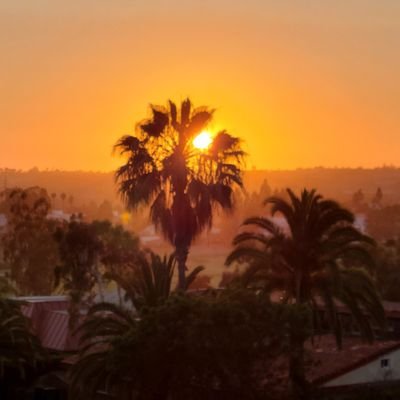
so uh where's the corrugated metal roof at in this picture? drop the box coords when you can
[41,311,70,351]
[17,295,69,302]
[20,297,79,351]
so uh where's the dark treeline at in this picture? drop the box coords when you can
[2,166,400,206]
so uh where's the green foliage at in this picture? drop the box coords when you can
[0,277,16,297]
[54,220,102,327]
[1,187,59,295]
[55,219,144,323]
[375,239,400,301]
[108,251,175,310]
[114,98,245,288]
[104,249,204,311]
[70,289,290,400]
[93,219,140,269]
[367,205,400,241]
[0,297,43,379]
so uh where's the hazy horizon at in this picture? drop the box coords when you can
[2,1,399,171]
[1,165,400,174]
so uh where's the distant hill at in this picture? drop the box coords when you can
[1,167,400,207]
[245,167,400,204]
[0,168,116,207]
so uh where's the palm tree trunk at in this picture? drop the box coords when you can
[117,284,123,306]
[289,333,310,400]
[94,258,105,302]
[290,278,311,400]
[175,246,188,290]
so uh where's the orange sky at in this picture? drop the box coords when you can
[1,1,399,171]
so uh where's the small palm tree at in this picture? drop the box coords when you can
[114,98,245,288]
[0,297,43,381]
[69,302,135,399]
[226,188,385,397]
[60,192,66,211]
[105,251,203,311]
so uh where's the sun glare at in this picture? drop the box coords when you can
[193,131,213,150]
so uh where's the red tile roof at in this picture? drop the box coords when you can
[307,335,400,385]
[263,335,400,395]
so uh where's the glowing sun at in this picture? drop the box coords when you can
[193,131,213,150]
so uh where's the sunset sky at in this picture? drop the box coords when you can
[1,1,399,171]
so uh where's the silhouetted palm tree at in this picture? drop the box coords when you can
[51,192,57,208]
[105,251,203,311]
[115,99,245,288]
[60,192,66,211]
[68,195,74,212]
[69,302,134,399]
[226,188,384,398]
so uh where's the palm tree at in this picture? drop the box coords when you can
[69,302,135,399]
[105,250,204,311]
[226,188,385,398]
[51,192,57,209]
[68,195,74,211]
[60,192,66,211]
[114,98,245,288]
[0,296,43,393]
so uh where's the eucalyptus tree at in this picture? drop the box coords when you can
[115,99,245,288]
[1,187,59,295]
[54,220,102,328]
[227,188,385,398]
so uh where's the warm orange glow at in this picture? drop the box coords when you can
[1,3,399,171]
[193,131,213,150]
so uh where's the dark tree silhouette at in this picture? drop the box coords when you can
[54,221,102,328]
[51,192,57,208]
[60,192,66,211]
[0,296,43,392]
[372,187,383,208]
[68,195,74,212]
[104,250,203,311]
[352,188,366,212]
[227,188,385,399]
[114,98,245,288]
[70,290,288,400]
[1,187,59,295]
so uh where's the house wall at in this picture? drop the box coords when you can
[324,348,400,387]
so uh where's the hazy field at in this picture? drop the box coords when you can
[147,242,233,287]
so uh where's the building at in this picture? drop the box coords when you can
[19,295,79,351]
[308,335,400,398]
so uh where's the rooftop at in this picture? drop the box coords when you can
[307,335,400,385]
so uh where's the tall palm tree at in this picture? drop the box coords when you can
[226,188,385,398]
[115,99,245,288]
